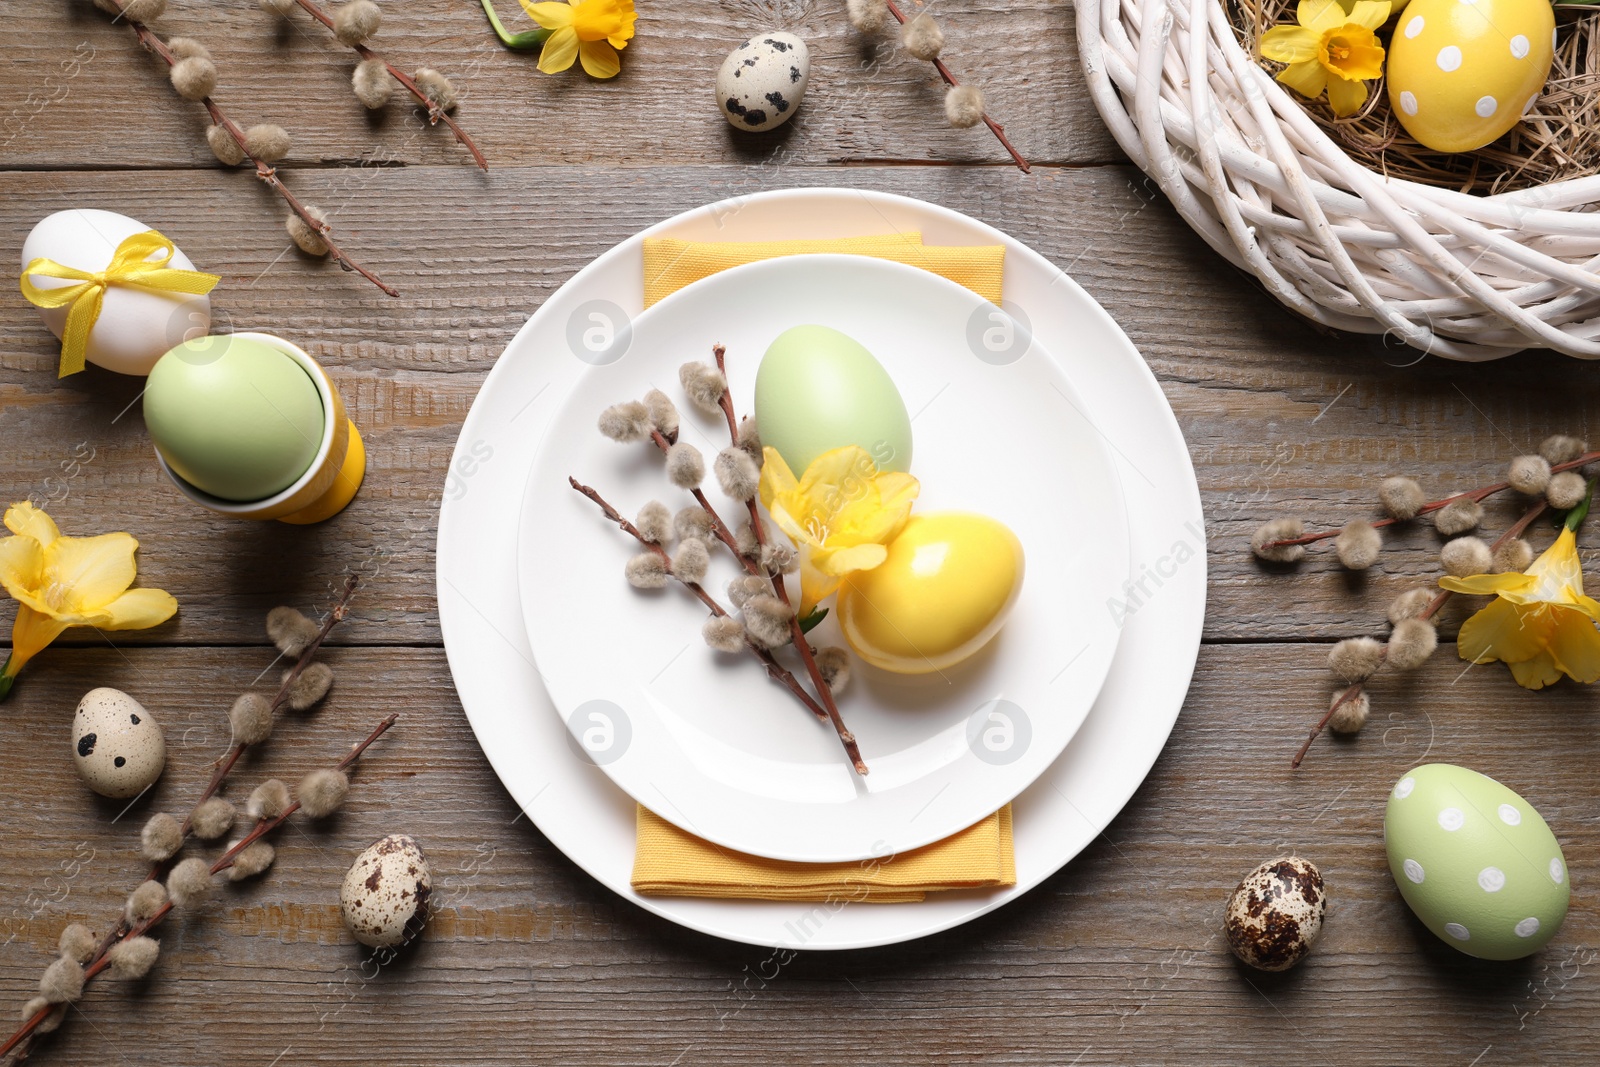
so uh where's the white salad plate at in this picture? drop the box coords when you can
[516,255,1130,863]
[437,188,1206,949]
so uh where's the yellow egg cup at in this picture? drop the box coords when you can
[151,332,366,524]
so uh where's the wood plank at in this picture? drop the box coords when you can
[1,0,1117,169]
[1,165,1595,646]
[0,644,1595,1063]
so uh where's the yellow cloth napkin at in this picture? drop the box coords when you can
[630,231,1014,903]
[633,805,1015,902]
[642,233,1005,308]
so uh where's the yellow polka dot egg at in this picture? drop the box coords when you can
[1386,0,1554,153]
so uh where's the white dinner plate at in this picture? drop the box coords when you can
[517,255,1129,863]
[437,188,1206,949]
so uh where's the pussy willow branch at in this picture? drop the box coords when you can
[882,0,1030,173]
[1290,500,1550,769]
[104,0,398,297]
[288,0,488,170]
[708,344,869,776]
[1262,452,1599,550]
[0,716,399,1064]
[179,574,359,841]
[647,428,748,562]
[567,477,832,725]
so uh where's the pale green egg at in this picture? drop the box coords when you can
[1384,763,1569,960]
[753,325,912,475]
[145,336,324,501]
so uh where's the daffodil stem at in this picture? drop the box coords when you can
[479,0,553,49]
[1290,498,1549,769]
[289,0,488,170]
[0,665,14,704]
[1261,451,1600,550]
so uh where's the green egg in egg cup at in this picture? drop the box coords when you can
[145,332,366,524]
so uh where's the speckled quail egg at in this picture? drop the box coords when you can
[340,835,433,949]
[71,687,165,798]
[1224,856,1326,971]
[716,32,810,132]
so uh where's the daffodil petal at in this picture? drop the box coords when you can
[1527,528,1585,598]
[1300,0,1348,32]
[1545,606,1600,683]
[1440,572,1534,596]
[818,543,888,576]
[797,446,874,500]
[1332,31,1386,81]
[772,513,812,552]
[1275,59,1329,101]
[874,472,921,513]
[3,502,59,547]
[89,587,178,631]
[1347,0,1391,30]
[759,447,800,510]
[1510,651,1563,690]
[537,26,580,71]
[1573,593,1600,623]
[799,561,840,615]
[42,533,137,614]
[522,1,575,28]
[1458,598,1545,665]
[578,38,621,76]
[1259,24,1322,63]
[1325,72,1368,117]
[7,603,70,673]
[0,535,45,608]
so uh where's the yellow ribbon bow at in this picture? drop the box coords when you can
[19,229,221,378]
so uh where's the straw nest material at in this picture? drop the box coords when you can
[1077,0,1600,359]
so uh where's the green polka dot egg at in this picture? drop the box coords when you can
[1385,764,1569,960]
[1385,0,1554,154]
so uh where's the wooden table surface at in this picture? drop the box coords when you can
[4,1,1599,1063]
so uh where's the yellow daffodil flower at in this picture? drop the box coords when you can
[1440,527,1600,690]
[519,0,637,78]
[0,502,177,701]
[758,445,920,615]
[1260,0,1391,117]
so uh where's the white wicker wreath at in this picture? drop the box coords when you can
[1076,0,1600,360]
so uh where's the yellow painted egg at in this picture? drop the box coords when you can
[1386,0,1554,153]
[836,512,1024,675]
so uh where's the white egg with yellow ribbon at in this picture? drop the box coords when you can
[19,208,218,378]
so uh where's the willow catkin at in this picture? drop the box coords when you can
[266,606,319,657]
[598,401,651,443]
[412,68,458,112]
[945,85,985,128]
[1334,520,1381,570]
[170,56,218,100]
[286,207,330,256]
[333,0,381,45]
[1329,637,1384,683]
[206,124,246,166]
[1378,476,1425,520]
[296,769,350,818]
[352,58,393,109]
[243,123,292,162]
[1250,517,1305,562]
